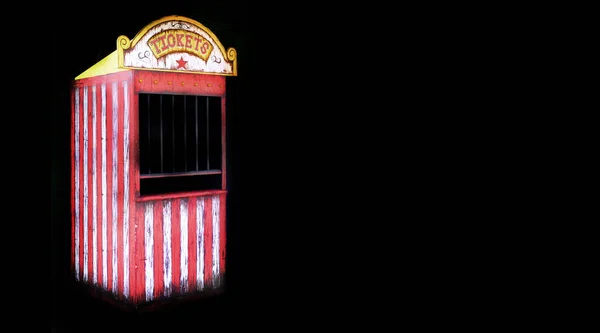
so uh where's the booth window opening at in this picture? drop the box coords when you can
[139,93,222,195]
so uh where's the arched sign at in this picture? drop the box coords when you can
[117,15,237,75]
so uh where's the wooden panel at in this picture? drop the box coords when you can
[134,71,225,95]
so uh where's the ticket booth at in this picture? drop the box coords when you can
[70,15,236,308]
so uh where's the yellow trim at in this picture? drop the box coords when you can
[75,51,129,80]
[117,15,237,76]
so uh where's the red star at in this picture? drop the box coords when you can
[176,56,188,69]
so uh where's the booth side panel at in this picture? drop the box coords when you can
[72,72,138,301]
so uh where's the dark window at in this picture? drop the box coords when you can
[139,93,222,195]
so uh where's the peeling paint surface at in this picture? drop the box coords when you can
[111,81,118,293]
[197,198,204,290]
[92,85,98,285]
[75,88,80,281]
[83,86,89,282]
[180,199,188,292]
[72,72,226,304]
[163,201,172,297]
[101,83,108,288]
[123,80,130,298]
[136,196,224,299]
[212,196,219,286]
[144,202,154,301]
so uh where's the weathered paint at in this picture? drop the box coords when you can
[75,88,80,281]
[72,16,231,305]
[187,199,197,291]
[111,81,119,294]
[83,85,89,282]
[197,198,204,290]
[73,74,133,298]
[153,201,164,299]
[73,75,227,303]
[96,83,103,288]
[92,84,98,285]
[76,16,237,80]
[212,197,219,286]
[144,202,154,301]
[180,199,189,292]
[139,195,223,299]
[163,201,172,297]
[101,83,108,288]
[123,80,130,298]
[119,16,237,75]
[105,82,113,293]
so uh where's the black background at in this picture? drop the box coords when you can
[49,2,371,330]
[41,1,487,330]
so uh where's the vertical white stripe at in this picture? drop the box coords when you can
[101,83,108,288]
[196,198,204,290]
[111,81,118,293]
[92,85,98,285]
[123,81,130,298]
[212,196,219,286]
[180,199,188,292]
[163,201,172,297]
[145,202,154,301]
[74,88,80,281]
[83,86,89,282]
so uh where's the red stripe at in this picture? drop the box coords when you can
[78,87,85,282]
[71,87,75,275]
[117,81,125,298]
[171,198,181,293]
[97,85,103,287]
[204,196,213,286]
[131,82,141,200]
[221,98,227,189]
[188,197,197,291]
[153,201,164,298]
[106,81,113,291]
[220,194,226,275]
[87,87,94,282]
[131,82,144,302]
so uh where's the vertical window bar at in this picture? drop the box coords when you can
[172,95,175,171]
[195,96,199,171]
[160,95,163,173]
[147,94,151,174]
[183,96,187,172]
[206,97,210,170]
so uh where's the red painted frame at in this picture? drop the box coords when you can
[131,70,227,201]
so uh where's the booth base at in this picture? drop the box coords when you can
[73,280,225,312]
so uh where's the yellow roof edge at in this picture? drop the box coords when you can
[75,51,129,80]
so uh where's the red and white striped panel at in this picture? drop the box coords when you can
[73,76,133,298]
[72,74,226,303]
[140,195,225,302]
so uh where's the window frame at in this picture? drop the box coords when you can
[133,72,227,201]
